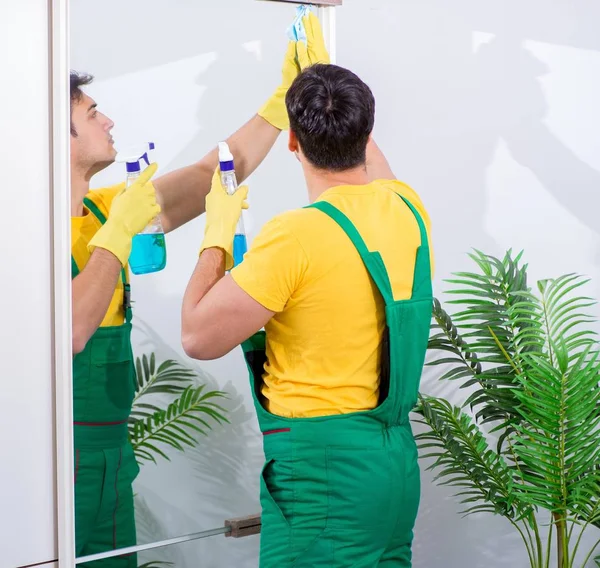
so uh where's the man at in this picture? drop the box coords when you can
[70,23,313,566]
[181,15,434,568]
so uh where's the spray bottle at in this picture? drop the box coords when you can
[120,142,167,275]
[218,141,247,267]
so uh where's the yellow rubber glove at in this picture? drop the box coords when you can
[258,41,301,131]
[88,163,161,266]
[199,167,249,271]
[296,11,331,69]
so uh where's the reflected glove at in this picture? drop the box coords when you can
[258,10,330,131]
[258,41,301,131]
[88,163,161,266]
[199,167,249,271]
[296,10,331,69]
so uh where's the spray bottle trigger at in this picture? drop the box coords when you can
[142,142,155,167]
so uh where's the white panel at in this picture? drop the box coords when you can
[52,0,76,565]
[0,1,57,568]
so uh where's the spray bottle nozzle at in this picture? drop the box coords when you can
[218,141,235,173]
[117,142,156,172]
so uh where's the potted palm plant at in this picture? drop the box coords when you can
[415,250,600,568]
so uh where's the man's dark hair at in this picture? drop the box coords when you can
[285,64,375,172]
[70,71,94,136]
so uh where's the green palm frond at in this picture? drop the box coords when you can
[131,385,229,464]
[536,275,597,363]
[446,249,532,364]
[511,347,600,517]
[129,353,197,425]
[428,297,483,383]
[135,352,196,396]
[414,395,527,520]
[427,251,530,436]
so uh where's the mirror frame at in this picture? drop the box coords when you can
[51,0,76,566]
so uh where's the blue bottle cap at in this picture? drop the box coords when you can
[219,160,234,172]
[126,160,141,173]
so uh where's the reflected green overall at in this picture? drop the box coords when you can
[72,198,139,568]
[243,195,432,567]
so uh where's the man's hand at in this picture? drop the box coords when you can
[88,163,161,266]
[296,11,330,69]
[199,168,249,271]
[258,41,301,131]
[258,11,331,131]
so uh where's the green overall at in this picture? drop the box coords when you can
[72,198,139,568]
[242,195,432,567]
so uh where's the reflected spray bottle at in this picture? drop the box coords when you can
[218,141,247,267]
[121,143,167,275]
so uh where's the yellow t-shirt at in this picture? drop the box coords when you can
[71,183,126,327]
[231,179,433,418]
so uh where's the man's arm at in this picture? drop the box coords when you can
[154,115,280,234]
[72,249,121,354]
[72,164,160,354]
[366,138,396,181]
[154,25,321,234]
[181,249,274,360]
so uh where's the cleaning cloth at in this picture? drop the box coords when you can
[286,5,312,44]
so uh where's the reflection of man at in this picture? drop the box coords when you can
[181,14,433,568]
[70,32,306,566]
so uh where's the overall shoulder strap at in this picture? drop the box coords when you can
[80,196,132,322]
[397,195,428,249]
[308,194,432,303]
[71,256,80,278]
[71,197,128,286]
[83,196,107,224]
[307,201,394,305]
[70,198,101,280]
[396,194,432,300]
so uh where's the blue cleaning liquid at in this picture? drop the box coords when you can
[233,233,248,267]
[130,233,167,275]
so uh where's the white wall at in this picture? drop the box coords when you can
[341,2,600,565]
[0,2,57,567]
[70,1,600,566]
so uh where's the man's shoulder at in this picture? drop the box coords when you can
[375,179,430,224]
[268,206,326,239]
[376,179,424,204]
[272,206,318,224]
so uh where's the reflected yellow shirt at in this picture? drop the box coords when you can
[231,180,433,418]
[71,184,126,327]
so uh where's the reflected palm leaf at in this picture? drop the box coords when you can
[131,384,229,464]
[129,352,229,464]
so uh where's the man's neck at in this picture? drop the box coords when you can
[304,164,370,203]
[71,171,90,217]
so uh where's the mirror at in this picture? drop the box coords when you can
[68,0,313,563]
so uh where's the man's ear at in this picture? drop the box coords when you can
[288,129,299,153]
